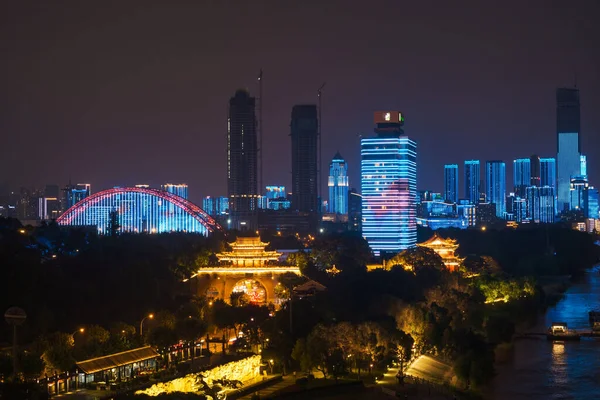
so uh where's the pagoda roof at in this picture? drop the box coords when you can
[417,233,459,249]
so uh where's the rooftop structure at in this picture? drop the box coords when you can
[417,234,463,271]
[216,237,282,267]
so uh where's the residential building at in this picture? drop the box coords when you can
[328,152,349,215]
[444,164,459,203]
[464,160,480,204]
[485,160,506,218]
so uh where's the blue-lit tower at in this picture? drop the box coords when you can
[464,160,480,204]
[513,158,531,197]
[162,183,188,199]
[328,152,349,215]
[556,88,581,212]
[540,158,557,188]
[526,186,555,223]
[485,160,506,218]
[63,183,91,210]
[570,176,588,211]
[361,111,416,256]
[585,186,599,220]
[444,164,458,203]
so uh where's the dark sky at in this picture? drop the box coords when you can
[1,0,599,204]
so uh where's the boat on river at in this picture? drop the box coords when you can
[547,322,581,341]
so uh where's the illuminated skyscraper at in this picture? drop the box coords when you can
[485,160,506,218]
[203,196,229,217]
[526,186,555,223]
[361,111,416,256]
[580,155,587,178]
[570,176,588,211]
[464,160,480,204]
[585,186,599,220]
[540,158,556,188]
[290,105,318,216]
[530,155,541,186]
[162,183,188,199]
[63,183,91,210]
[444,164,458,203]
[328,152,349,215]
[513,158,531,197]
[228,89,258,230]
[556,88,581,212]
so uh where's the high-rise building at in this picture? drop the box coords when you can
[63,183,91,210]
[361,111,416,256]
[556,88,581,212]
[202,196,229,217]
[540,158,556,188]
[580,155,587,178]
[513,158,531,198]
[348,188,362,232]
[530,155,541,187]
[162,183,188,199]
[444,164,459,203]
[526,186,555,223]
[585,186,599,220]
[290,105,319,217]
[228,89,258,230]
[570,176,588,211]
[265,186,286,200]
[485,161,506,218]
[328,152,349,215]
[506,193,527,222]
[464,160,480,204]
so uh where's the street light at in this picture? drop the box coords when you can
[140,314,154,337]
[72,327,85,340]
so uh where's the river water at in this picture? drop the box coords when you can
[489,265,600,400]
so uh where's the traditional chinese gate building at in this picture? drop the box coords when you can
[416,234,463,271]
[192,237,301,305]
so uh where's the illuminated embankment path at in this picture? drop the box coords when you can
[405,355,453,384]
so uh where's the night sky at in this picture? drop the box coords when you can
[2,1,599,204]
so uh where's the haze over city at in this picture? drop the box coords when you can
[2,0,599,203]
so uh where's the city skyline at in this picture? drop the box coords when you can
[1,2,600,205]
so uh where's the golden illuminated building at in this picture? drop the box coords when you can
[216,237,282,267]
[416,234,463,272]
[193,237,300,305]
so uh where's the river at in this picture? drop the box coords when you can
[489,265,600,400]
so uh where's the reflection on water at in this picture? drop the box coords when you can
[490,266,600,400]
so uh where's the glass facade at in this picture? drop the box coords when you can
[464,160,480,204]
[328,152,349,214]
[162,183,188,199]
[557,131,580,210]
[570,176,588,211]
[64,183,91,211]
[585,187,599,219]
[203,196,229,217]
[526,186,555,223]
[444,164,458,203]
[361,136,417,256]
[58,187,221,235]
[540,158,556,188]
[580,155,587,178]
[513,158,531,197]
[485,161,506,218]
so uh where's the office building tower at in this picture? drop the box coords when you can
[476,202,496,226]
[202,196,229,217]
[291,105,319,218]
[348,188,362,232]
[485,161,506,218]
[328,152,349,215]
[506,193,527,222]
[361,111,416,256]
[444,164,459,203]
[557,88,581,212]
[540,158,556,188]
[265,186,286,200]
[570,176,588,211]
[580,155,587,178]
[527,186,555,223]
[63,183,91,210]
[585,186,599,220]
[464,160,480,204]
[38,197,60,220]
[530,155,541,187]
[228,89,258,230]
[513,158,531,197]
[457,200,476,227]
[162,183,188,199]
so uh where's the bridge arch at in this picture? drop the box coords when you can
[57,187,222,235]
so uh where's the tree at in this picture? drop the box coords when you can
[175,317,208,366]
[387,247,445,272]
[40,333,76,374]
